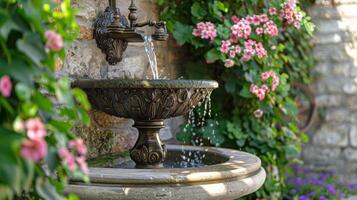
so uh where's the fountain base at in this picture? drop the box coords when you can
[66,145,266,200]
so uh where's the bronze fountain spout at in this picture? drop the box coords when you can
[94,0,169,65]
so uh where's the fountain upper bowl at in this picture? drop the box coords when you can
[72,79,218,121]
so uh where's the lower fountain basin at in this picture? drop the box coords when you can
[66,145,266,200]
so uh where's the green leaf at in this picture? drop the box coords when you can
[205,48,222,63]
[172,22,194,45]
[239,85,253,98]
[46,147,59,172]
[217,1,228,13]
[0,16,21,40]
[36,178,66,200]
[191,2,207,18]
[72,88,90,110]
[15,83,32,101]
[16,32,46,66]
[33,91,53,112]
[0,59,35,86]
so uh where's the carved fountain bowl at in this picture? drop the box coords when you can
[72,79,219,121]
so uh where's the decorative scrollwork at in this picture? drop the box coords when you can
[94,7,129,65]
[83,87,212,120]
[130,144,165,165]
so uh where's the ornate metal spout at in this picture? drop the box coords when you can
[94,0,169,65]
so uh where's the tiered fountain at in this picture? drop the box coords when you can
[67,1,266,199]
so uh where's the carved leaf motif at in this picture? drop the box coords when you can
[94,7,129,65]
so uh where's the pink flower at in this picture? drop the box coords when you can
[252,15,261,25]
[254,109,264,118]
[26,118,46,139]
[0,75,12,97]
[229,50,236,58]
[69,139,87,156]
[250,84,259,93]
[259,14,269,23]
[256,89,266,101]
[264,20,279,37]
[192,22,217,41]
[256,27,264,35]
[58,147,77,171]
[21,138,47,162]
[288,0,297,7]
[235,45,241,53]
[272,76,280,91]
[269,7,277,16]
[261,72,270,80]
[280,2,303,28]
[261,84,269,92]
[255,42,268,58]
[76,156,89,175]
[231,19,251,39]
[224,59,235,68]
[220,40,231,54]
[241,40,256,62]
[231,15,240,24]
[45,30,63,51]
[250,84,267,101]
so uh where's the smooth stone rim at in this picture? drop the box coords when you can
[66,168,266,200]
[70,145,262,185]
[72,79,219,89]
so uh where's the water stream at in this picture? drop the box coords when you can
[138,33,217,167]
[139,33,159,79]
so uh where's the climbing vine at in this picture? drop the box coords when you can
[157,0,316,199]
[0,0,90,199]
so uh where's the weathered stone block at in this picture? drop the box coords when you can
[316,94,344,107]
[343,148,357,161]
[310,4,357,19]
[313,124,349,147]
[303,146,342,161]
[350,125,357,147]
[314,20,357,34]
[64,40,106,79]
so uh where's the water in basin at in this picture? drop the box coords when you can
[88,148,229,169]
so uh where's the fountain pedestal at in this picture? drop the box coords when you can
[130,120,166,168]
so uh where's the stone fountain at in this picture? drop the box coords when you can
[67,0,266,199]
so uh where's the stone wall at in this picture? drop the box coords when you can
[304,0,357,182]
[60,0,184,158]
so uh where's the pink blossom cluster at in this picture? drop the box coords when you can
[192,22,217,41]
[250,71,280,101]
[220,39,267,63]
[0,75,12,97]
[21,118,48,162]
[58,139,89,174]
[250,84,269,101]
[241,40,267,61]
[263,20,279,36]
[245,14,269,26]
[231,19,251,39]
[280,0,303,29]
[261,70,280,91]
[45,30,63,51]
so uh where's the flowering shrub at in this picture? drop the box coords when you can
[285,165,357,200]
[0,0,90,199]
[158,0,315,198]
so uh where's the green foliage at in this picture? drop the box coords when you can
[0,0,90,199]
[285,165,357,199]
[157,0,316,199]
